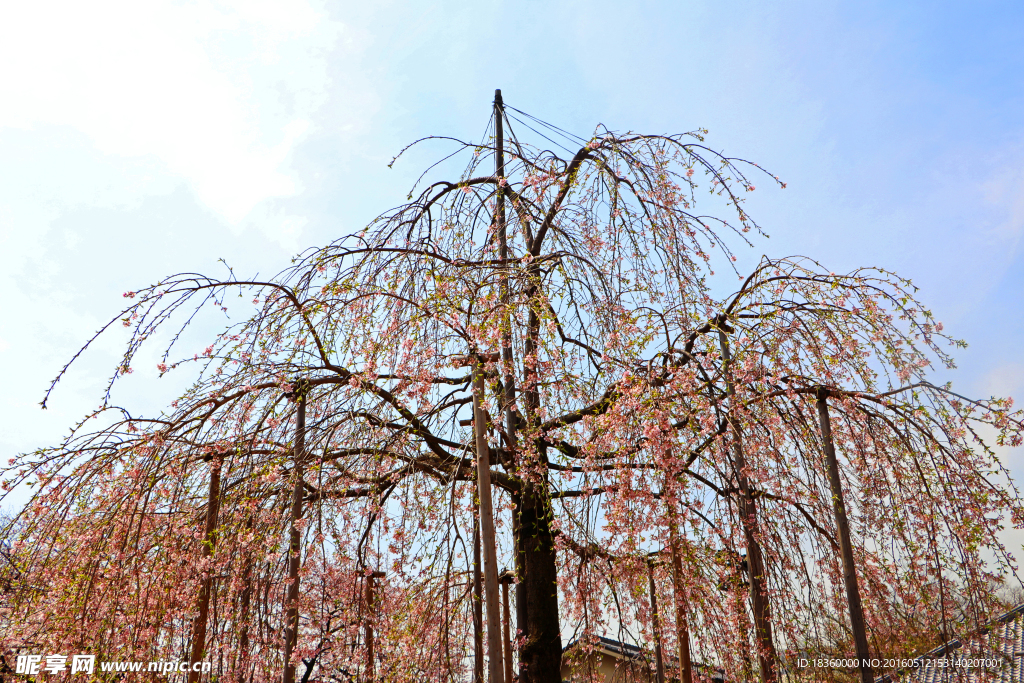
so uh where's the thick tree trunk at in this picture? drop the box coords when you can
[816,389,873,683]
[188,456,222,683]
[517,144,561,681]
[518,473,562,683]
[513,495,529,683]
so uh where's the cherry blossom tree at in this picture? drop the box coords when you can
[559,256,1024,683]
[3,94,1022,683]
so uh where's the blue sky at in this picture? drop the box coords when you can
[1,0,1022,506]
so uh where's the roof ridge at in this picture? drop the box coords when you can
[874,601,1024,683]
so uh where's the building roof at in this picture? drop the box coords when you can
[877,604,1024,683]
[563,634,645,661]
[563,635,726,682]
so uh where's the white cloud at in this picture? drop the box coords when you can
[0,0,340,224]
[980,155,1024,247]
[982,363,1024,404]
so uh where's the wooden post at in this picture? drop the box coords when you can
[474,514,484,683]
[470,354,506,683]
[648,561,666,683]
[282,382,307,683]
[494,89,516,459]
[364,570,385,682]
[188,454,222,683]
[816,388,873,683]
[495,90,523,683]
[499,570,515,683]
[718,330,779,683]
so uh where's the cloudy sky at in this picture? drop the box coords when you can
[2,0,1022,513]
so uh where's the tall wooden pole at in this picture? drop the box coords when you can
[282,383,307,683]
[718,331,779,683]
[494,89,514,452]
[494,89,524,683]
[188,454,222,683]
[816,388,873,683]
[473,514,484,683]
[648,561,666,683]
[500,571,514,683]
[460,354,505,683]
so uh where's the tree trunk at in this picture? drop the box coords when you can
[734,569,755,683]
[816,389,873,683]
[188,456,222,683]
[513,495,528,683]
[668,519,693,683]
[282,387,306,683]
[236,521,254,680]
[718,331,778,683]
[518,152,561,681]
[364,571,384,683]
[648,562,666,683]
[518,472,561,683]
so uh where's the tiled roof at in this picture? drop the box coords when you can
[563,635,727,681]
[564,635,645,660]
[878,604,1024,683]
